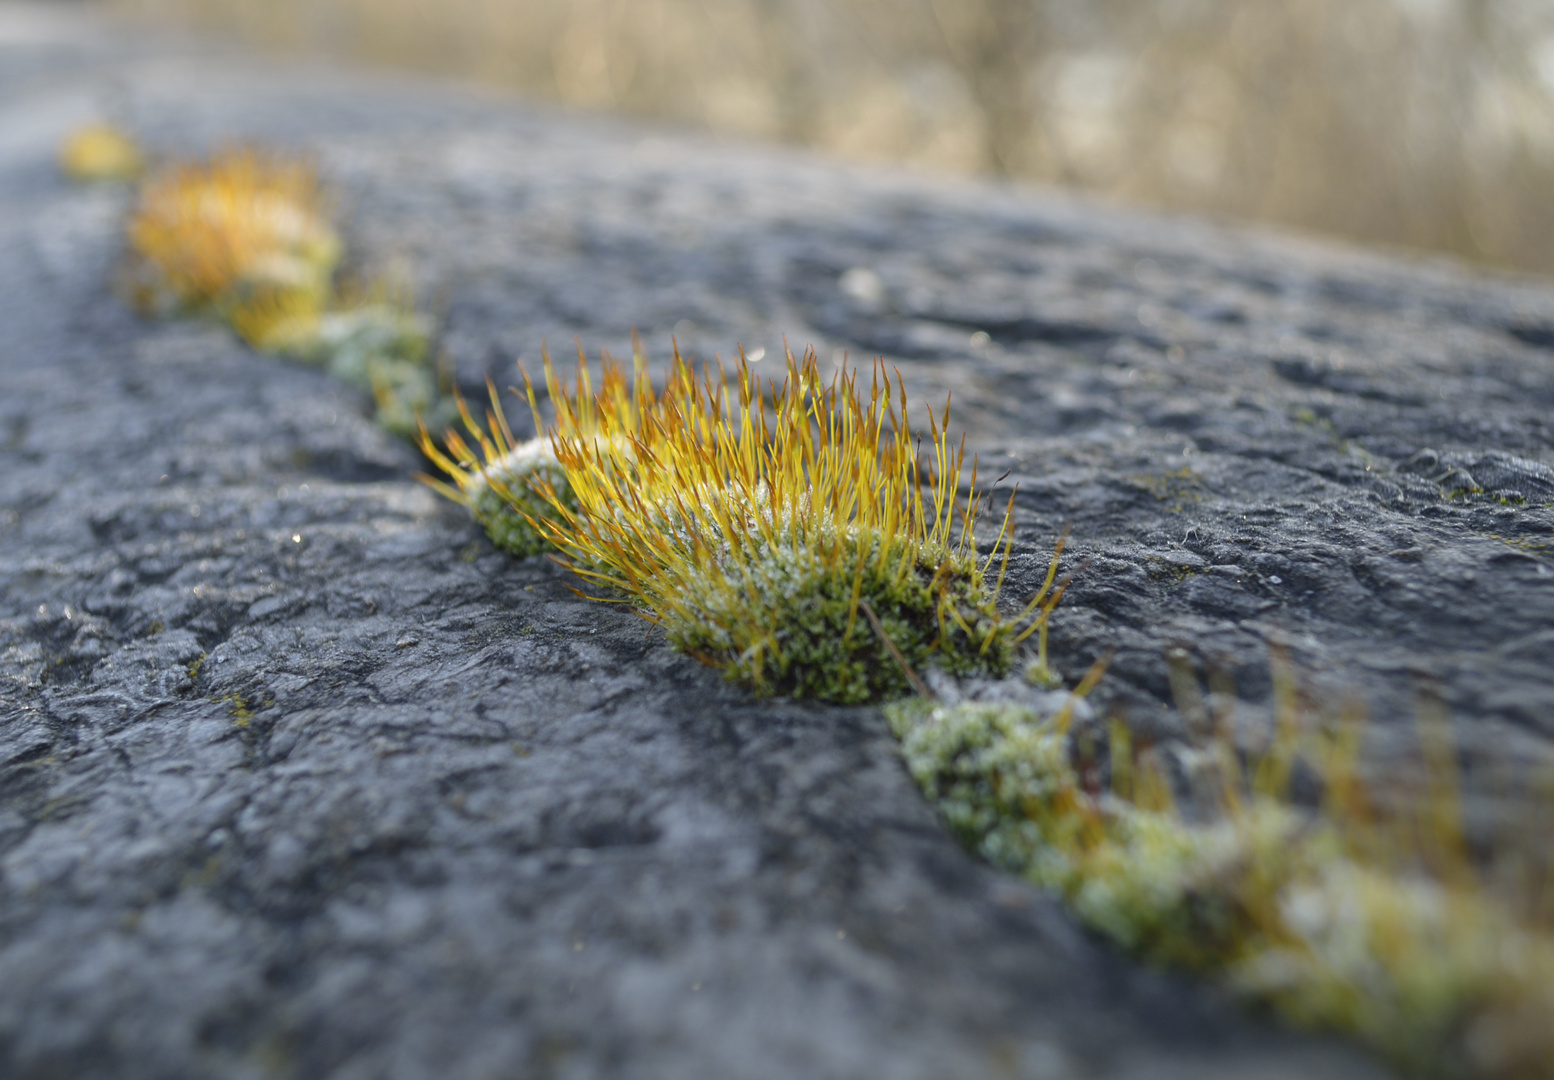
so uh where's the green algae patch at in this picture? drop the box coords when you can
[884,694,1554,1080]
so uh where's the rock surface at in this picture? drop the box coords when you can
[3,3,1553,1077]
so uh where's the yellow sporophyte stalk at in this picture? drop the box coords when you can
[124,148,340,328]
[512,343,1056,703]
[417,345,641,559]
[884,657,1554,1080]
[59,123,145,182]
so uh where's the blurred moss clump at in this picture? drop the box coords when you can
[124,148,340,324]
[120,145,450,436]
[885,661,1554,1080]
[60,123,145,182]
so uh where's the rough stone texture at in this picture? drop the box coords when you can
[4,3,1553,1077]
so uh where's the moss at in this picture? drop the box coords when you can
[419,350,636,559]
[1024,658,1064,689]
[122,148,451,439]
[884,696,1554,1080]
[60,124,145,183]
[668,530,1011,704]
[1144,554,1203,586]
[223,693,253,725]
[886,698,1070,856]
[237,294,447,437]
[467,438,577,558]
[510,346,1054,704]
[1290,405,1340,439]
[420,345,1056,702]
[124,149,340,321]
[1484,533,1551,559]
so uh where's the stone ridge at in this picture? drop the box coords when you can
[4,2,1550,1077]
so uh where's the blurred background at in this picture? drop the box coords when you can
[113,0,1554,277]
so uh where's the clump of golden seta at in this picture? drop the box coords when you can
[59,123,145,182]
[117,148,445,436]
[885,658,1554,1080]
[418,350,639,559]
[508,344,1055,703]
[124,149,340,331]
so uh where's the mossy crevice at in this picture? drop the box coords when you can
[665,530,1012,704]
[884,689,1554,1080]
[104,141,450,436]
[440,345,1062,704]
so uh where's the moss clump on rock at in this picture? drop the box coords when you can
[884,692,1554,1080]
[418,350,633,560]
[124,148,340,325]
[119,146,449,437]
[424,344,1058,702]
[59,123,145,183]
[466,437,576,558]
[521,345,1053,704]
[664,526,1011,704]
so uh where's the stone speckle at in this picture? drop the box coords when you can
[4,3,1552,1078]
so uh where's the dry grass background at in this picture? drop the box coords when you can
[113,0,1554,277]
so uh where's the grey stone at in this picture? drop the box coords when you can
[7,2,1554,1077]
